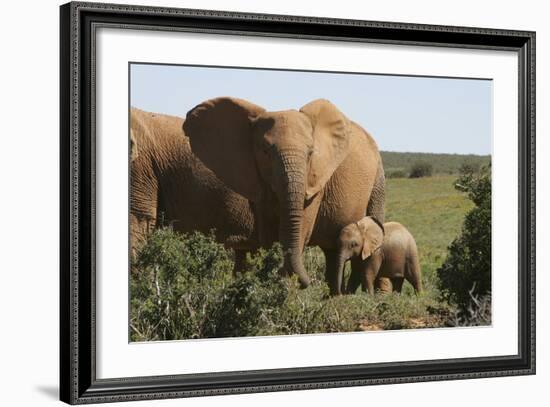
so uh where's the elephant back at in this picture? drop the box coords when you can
[130,107,187,164]
[129,107,256,249]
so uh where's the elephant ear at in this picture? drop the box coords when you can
[358,217,384,260]
[300,99,351,200]
[183,97,266,201]
[130,129,138,162]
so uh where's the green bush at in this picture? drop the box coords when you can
[130,228,233,341]
[458,161,481,175]
[302,246,327,283]
[130,228,457,341]
[203,245,288,338]
[409,161,433,178]
[203,246,374,337]
[437,164,491,318]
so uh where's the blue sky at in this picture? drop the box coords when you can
[130,63,492,155]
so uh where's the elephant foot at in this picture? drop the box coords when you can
[277,266,290,278]
[277,267,311,289]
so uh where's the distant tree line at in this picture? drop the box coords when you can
[382,151,490,178]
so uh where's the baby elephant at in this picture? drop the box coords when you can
[337,217,423,295]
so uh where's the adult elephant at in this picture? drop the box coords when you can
[130,108,257,272]
[183,97,385,294]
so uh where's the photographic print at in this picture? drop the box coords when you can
[61,3,534,403]
[129,64,492,342]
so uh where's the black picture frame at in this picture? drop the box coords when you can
[60,1,536,404]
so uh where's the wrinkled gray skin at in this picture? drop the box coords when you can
[183,97,385,294]
[337,218,423,295]
[130,108,258,274]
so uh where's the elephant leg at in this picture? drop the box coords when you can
[346,272,361,294]
[323,248,343,296]
[130,213,156,258]
[346,262,361,294]
[366,160,385,224]
[355,254,382,295]
[405,255,423,294]
[350,257,375,294]
[391,277,404,293]
[232,250,248,277]
[375,277,393,294]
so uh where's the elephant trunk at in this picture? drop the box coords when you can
[276,150,310,288]
[334,253,348,295]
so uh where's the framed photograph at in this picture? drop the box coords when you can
[60,1,535,404]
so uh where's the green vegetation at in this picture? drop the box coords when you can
[408,161,433,178]
[437,165,491,324]
[386,169,407,179]
[381,151,490,177]
[131,233,453,341]
[130,230,234,340]
[130,162,492,341]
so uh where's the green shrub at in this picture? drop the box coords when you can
[279,290,365,334]
[130,228,233,341]
[458,161,481,175]
[409,161,433,178]
[203,245,288,338]
[130,227,458,341]
[437,164,491,319]
[302,246,327,283]
[203,246,369,337]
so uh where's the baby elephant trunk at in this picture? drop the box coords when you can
[329,253,348,296]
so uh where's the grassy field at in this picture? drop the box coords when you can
[131,174,479,340]
[384,176,473,296]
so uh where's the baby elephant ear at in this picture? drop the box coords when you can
[358,217,384,260]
